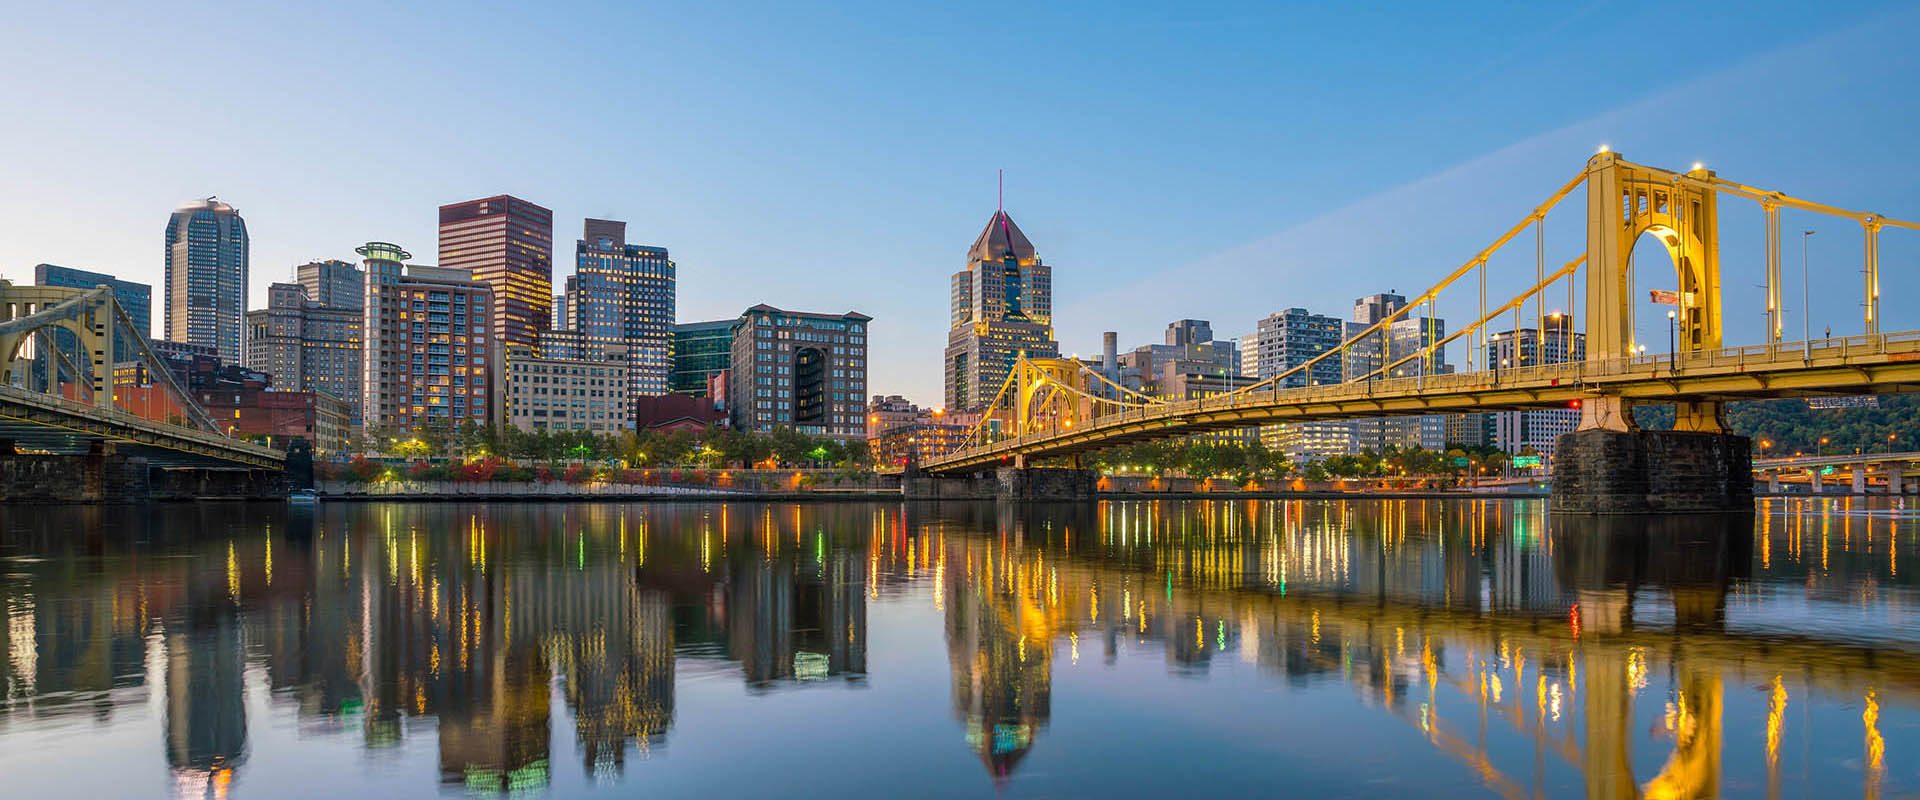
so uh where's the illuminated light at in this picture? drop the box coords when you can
[1692,162,1704,171]
[1597,144,1610,154]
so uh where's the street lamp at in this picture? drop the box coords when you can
[1802,229,1816,360]
[1819,436,1830,457]
[1889,433,1898,454]
[1667,309,1678,372]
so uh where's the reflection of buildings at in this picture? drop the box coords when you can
[165,584,248,796]
[725,535,868,688]
[943,534,1052,781]
[3,499,1916,799]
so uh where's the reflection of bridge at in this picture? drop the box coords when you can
[921,500,1911,798]
[0,280,282,474]
[928,153,1920,512]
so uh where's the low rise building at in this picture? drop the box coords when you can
[196,387,352,454]
[869,422,972,468]
[504,346,632,435]
[633,393,726,433]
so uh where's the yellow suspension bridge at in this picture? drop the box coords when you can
[928,152,1920,510]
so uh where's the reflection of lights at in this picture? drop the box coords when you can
[1865,689,1885,783]
[1549,683,1563,722]
[227,541,240,599]
[1766,676,1786,769]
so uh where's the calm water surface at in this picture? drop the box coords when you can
[0,499,1914,798]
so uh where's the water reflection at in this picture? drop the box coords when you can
[0,498,1913,798]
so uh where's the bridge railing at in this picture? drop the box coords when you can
[944,331,1920,463]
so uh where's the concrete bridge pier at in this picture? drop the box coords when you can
[1810,468,1824,494]
[1765,471,1780,494]
[1889,463,1905,494]
[1552,428,1752,514]
[1853,465,1869,494]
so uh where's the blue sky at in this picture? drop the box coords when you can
[2,0,1917,405]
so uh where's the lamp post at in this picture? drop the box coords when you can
[1802,229,1816,360]
[1667,309,1678,372]
[1819,436,1830,457]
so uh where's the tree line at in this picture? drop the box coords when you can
[357,422,871,469]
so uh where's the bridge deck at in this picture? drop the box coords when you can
[929,331,1920,472]
[0,384,284,469]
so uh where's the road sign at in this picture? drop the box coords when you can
[1513,455,1543,468]
[1451,456,1469,467]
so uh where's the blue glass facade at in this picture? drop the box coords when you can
[34,263,152,358]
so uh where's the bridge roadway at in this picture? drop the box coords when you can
[928,331,1920,473]
[0,383,283,469]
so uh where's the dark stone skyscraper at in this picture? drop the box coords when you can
[165,198,249,361]
[944,210,1059,412]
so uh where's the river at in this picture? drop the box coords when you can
[0,498,1912,798]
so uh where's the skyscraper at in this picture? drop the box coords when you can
[566,219,675,397]
[1246,307,1349,460]
[1346,292,1449,453]
[244,282,363,426]
[1487,313,1585,460]
[359,242,498,432]
[296,259,365,312]
[437,195,553,352]
[729,305,869,438]
[164,198,249,361]
[670,319,735,396]
[944,210,1058,411]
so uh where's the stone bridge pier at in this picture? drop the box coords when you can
[1552,427,1752,514]
[903,465,1098,501]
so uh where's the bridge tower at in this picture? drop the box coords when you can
[1581,151,1723,433]
[1556,153,1750,514]
[0,279,116,407]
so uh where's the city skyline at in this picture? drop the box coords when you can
[3,2,1919,407]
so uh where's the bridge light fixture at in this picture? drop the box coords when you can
[1597,144,1610,154]
[1692,162,1704,172]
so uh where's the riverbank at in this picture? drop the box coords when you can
[314,480,1553,502]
